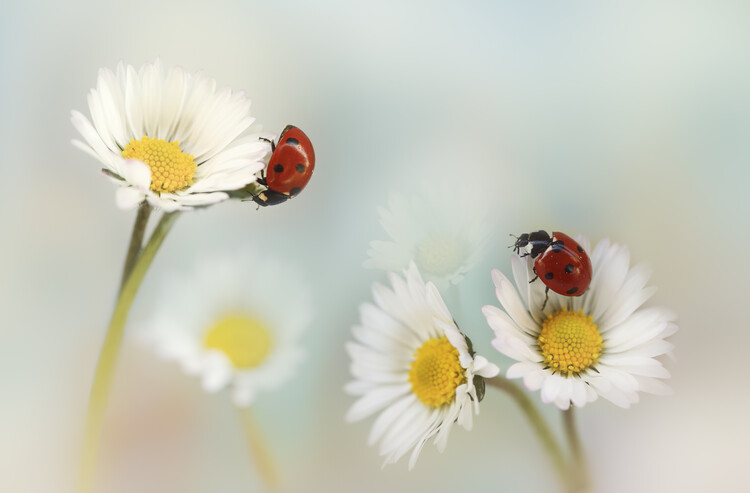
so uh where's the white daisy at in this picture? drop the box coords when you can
[71,59,270,211]
[140,250,311,407]
[346,263,499,469]
[364,186,490,292]
[483,236,677,410]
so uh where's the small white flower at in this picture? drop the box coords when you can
[364,186,490,292]
[140,250,311,407]
[483,236,677,410]
[71,59,270,211]
[346,263,499,469]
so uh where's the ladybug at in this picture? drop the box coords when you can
[511,230,593,309]
[252,125,315,206]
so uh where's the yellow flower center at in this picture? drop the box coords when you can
[122,136,196,193]
[538,308,602,376]
[203,314,273,369]
[415,233,464,277]
[408,336,466,407]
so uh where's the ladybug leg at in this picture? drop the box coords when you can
[529,266,539,284]
[259,136,276,152]
[541,286,550,310]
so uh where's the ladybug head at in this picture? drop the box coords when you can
[511,233,531,254]
[511,230,552,258]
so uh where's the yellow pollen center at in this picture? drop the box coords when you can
[415,233,464,277]
[408,336,466,407]
[538,308,602,376]
[203,314,273,369]
[122,136,197,193]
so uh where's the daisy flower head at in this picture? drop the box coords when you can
[140,249,311,406]
[346,263,499,469]
[71,59,270,211]
[364,185,491,292]
[483,235,677,410]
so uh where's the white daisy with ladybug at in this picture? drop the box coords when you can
[345,263,499,469]
[484,231,677,409]
[71,59,270,211]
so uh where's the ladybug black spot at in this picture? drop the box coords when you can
[577,245,584,253]
[296,164,305,173]
[566,287,579,295]
[565,264,574,274]
[285,138,300,146]
[551,243,564,253]
[273,164,284,173]
[290,187,302,196]
[545,272,554,280]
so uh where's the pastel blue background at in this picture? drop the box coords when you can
[1,1,748,492]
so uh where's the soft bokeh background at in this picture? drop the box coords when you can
[1,1,749,492]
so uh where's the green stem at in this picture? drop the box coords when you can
[78,211,180,493]
[487,376,571,491]
[238,406,280,491]
[563,408,589,492]
[119,202,152,292]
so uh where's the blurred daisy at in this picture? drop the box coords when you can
[71,59,269,211]
[141,250,311,406]
[346,263,499,469]
[364,187,490,292]
[483,237,677,410]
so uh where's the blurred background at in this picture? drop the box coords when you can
[1,1,749,492]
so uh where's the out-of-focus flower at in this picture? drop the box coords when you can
[484,236,677,410]
[346,263,499,469]
[364,186,490,292]
[71,59,269,211]
[140,250,311,406]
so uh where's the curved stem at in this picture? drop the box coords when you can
[563,408,589,492]
[238,406,280,491]
[487,376,571,491]
[78,211,180,493]
[119,202,152,292]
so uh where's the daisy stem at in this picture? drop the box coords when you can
[119,202,152,292]
[487,376,569,490]
[78,211,180,493]
[238,406,280,492]
[563,408,589,492]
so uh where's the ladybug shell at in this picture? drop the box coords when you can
[534,232,592,296]
[265,125,315,196]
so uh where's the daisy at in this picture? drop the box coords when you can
[346,263,499,469]
[483,236,677,410]
[364,186,490,292]
[71,59,270,211]
[140,249,311,406]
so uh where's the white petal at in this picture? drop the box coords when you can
[491,269,539,335]
[346,384,411,422]
[367,394,416,446]
[115,186,145,210]
[541,374,563,403]
[201,355,233,392]
[120,159,151,189]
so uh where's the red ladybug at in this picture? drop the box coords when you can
[512,230,593,309]
[252,125,315,206]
